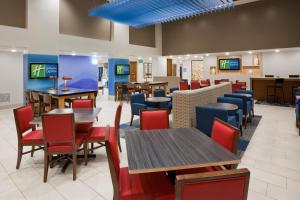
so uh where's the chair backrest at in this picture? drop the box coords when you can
[114,103,123,133]
[214,80,222,85]
[232,83,243,93]
[170,87,179,93]
[13,105,34,136]
[140,109,169,130]
[154,89,165,97]
[180,82,189,90]
[42,113,75,146]
[265,75,274,78]
[105,125,120,199]
[130,93,145,104]
[200,79,211,86]
[190,81,200,90]
[42,94,52,104]
[211,118,239,154]
[175,168,250,200]
[31,92,40,101]
[275,78,284,85]
[289,75,300,78]
[72,99,93,108]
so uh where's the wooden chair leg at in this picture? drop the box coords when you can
[31,146,35,157]
[91,143,94,153]
[84,142,88,166]
[130,115,134,126]
[50,155,53,168]
[43,153,49,182]
[240,125,243,136]
[16,145,23,169]
[72,153,77,181]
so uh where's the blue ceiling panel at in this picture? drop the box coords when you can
[89,0,234,28]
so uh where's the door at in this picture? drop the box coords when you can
[172,64,177,76]
[130,61,137,82]
[167,59,172,76]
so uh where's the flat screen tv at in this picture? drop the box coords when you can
[219,58,241,70]
[115,64,130,76]
[30,63,58,79]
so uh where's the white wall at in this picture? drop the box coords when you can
[263,51,300,77]
[0,52,23,108]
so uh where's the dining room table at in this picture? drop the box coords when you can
[125,127,240,174]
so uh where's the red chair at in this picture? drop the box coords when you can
[236,81,247,90]
[72,99,94,133]
[232,83,244,93]
[155,168,250,200]
[179,81,189,90]
[140,109,169,130]
[221,79,230,82]
[190,80,200,90]
[176,118,239,175]
[13,105,44,169]
[105,125,174,200]
[42,112,86,182]
[200,79,211,88]
[214,80,222,85]
[84,103,123,165]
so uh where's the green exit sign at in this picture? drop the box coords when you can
[138,59,143,63]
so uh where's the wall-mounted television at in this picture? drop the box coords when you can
[30,63,58,79]
[219,58,241,70]
[115,64,130,76]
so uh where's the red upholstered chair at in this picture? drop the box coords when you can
[190,80,200,90]
[211,118,240,155]
[140,109,169,130]
[84,103,123,165]
[179,81,189,90]
[72,99,94,133]
[236,81,247,90]
[155,168,250,200]
[200,79,211,88]
[105,125,174,200]
[13,105,44,169]
[232,83,243,93]
[214,80,222,85]
[42,112,86,182]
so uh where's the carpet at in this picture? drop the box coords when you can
[120,115,262,157]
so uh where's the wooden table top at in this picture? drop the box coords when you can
[206,103,238,111]
[30,108,101,125]
[125,128,240,174]
[146,97,171,103]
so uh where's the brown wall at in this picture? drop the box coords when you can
[0,0,26,28]
[129,26,156,47]
[162,0,300,55]
[59,0,111,40]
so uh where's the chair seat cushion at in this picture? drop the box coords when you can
[87,127,115,142]
[48,134,84,152]
[75,122,93,133]
[119,167,174,199]
[22,130,43,144]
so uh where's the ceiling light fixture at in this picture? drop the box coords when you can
[248,51,253,54]
[275,49,280,53]
[11,49,17,53]
[225,52,230,56]
[71,51,76,56]
[205,54,210,57]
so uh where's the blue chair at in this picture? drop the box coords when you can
[234,90,255,117]
[195,105,238,137]
[217,97,243,135]
[170,87,179,93]
[130,93,153,126]
[153,89,172,111]
[224,93,252,128]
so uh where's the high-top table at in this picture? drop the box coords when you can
[125,128,240,174]
[28,88,97,108]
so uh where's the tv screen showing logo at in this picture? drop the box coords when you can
[30,63,58,79]
[115,64,130,75]
[219,58,240,70]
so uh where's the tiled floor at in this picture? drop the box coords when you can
[0,91,300,200]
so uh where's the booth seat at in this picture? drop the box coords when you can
[195,105,238,137]
[217,97,243,135]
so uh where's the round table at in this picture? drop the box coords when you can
[206,103,238,111]
[147,97,171,108]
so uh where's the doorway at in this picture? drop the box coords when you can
[129,61,137,82]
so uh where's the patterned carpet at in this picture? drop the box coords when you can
[120,115,262,157]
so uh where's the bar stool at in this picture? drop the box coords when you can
[267,78,285,104]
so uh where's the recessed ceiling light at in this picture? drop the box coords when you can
[71,51,76,56]
[248,51,253,54]
[138,57,142,60]
[225,52,230,56]
[201,56,204,59]
[186,54,190,57]
[11,49,17,53]
[169,55,173,59]
[205,54,210,57]
[194,55,198,58]
[149,57,152,61]
[275,49,280,53]
[178,56,182,59]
